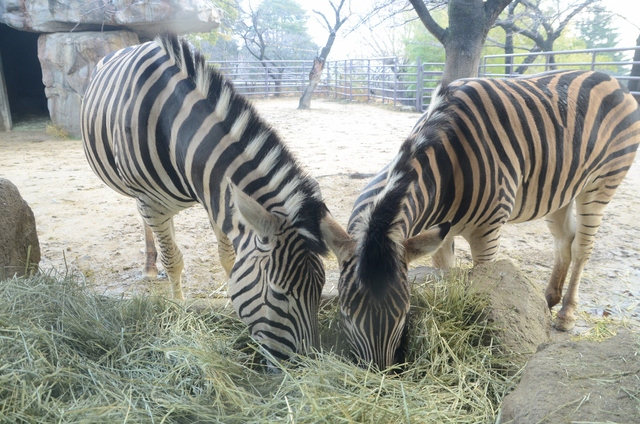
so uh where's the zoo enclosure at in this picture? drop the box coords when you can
[209,46,640,112]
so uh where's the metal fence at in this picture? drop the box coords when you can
[211,60,324,97]
[208,46,640,112]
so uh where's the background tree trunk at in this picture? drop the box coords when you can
[441,0,487,84]
[628,34,640,102]
[297,0,349,110]
[409,0,512,86]
[299,58,326,109]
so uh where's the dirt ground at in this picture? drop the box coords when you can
[1,98,639,336]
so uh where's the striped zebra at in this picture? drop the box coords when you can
[81,33,343,362]
[321,70,640,369]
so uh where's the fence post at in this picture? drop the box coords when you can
[416,58,423,112]
[367,59,371,103]
[264,62,269,98]
[349,59,353,102]
[334,61,338,99]
[393,57,398,107]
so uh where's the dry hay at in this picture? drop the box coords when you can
[0,270,522,423]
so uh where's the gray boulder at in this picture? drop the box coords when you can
[498,330,640,424]
[469,259,551,362]
[0,178,40,279]
[0,0,219,40]
[411,260,551,364]
[37,31,139,137]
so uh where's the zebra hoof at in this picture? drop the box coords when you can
[142,268,164,280]
[554,314,576,332]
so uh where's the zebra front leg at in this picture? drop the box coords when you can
[212,223,235,277]
[142,221,159,279]
[139,202,185,300]
[431,234,455,268]
[544,203,575,310]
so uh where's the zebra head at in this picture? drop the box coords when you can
[227,179,332,364]
[323,205,450,370]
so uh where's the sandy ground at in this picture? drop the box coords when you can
[1,98,639,334]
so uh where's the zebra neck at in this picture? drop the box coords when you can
[403,145,456,239]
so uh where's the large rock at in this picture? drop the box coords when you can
[469,259,551,362]
[37,31,139,138]
[498,330,640,424]
[411,260,551,364]
[0,0,219,40]
[0,178,40,279]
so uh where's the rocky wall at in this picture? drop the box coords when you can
[38,31,140,138]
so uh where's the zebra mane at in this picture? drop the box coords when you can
[155,33,328,255]
[355,85,454,296]
[354,136,417,298]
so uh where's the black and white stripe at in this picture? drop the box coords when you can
[81,33,341,361]
[322,70,640,369]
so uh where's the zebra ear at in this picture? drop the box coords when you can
[403,222,451,263]
[228,178,280,237]
[320,208,354,264]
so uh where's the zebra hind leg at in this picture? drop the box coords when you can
[138,202,185,300]
[555,185,617,331]
[544,202,576,310]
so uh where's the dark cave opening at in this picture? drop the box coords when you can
[0,24,49,124]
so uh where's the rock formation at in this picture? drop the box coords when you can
[38,31,140,137]
[0,178,40,279]
[0,0,220,136]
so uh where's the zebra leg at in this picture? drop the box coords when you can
[212,223,235,277]
[142,220,159,279]
[544,203,576,309]
[138,202,185,300]
[467,225,503,265]
[555,186,616,331]
[431,234,455,268]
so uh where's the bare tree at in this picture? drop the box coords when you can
[237,0,317,95]
[495,0,595,74]
[408,0,513,85]
[298,0,350,109]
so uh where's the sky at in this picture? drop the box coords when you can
[606,0,640,47]
[293,0,640,59]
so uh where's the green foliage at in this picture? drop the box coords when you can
[240,0,318,61]
[403,10,446,65]
[576,5,620,49]
[188,0,241,50]
[483,0,626,76]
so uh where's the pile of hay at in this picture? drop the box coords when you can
[0,271,521,423]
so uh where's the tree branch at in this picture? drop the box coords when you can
[553,2,590,38]
[407,0,447,44]
[484,0,514,27]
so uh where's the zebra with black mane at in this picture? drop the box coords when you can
[322,70,640,370]
[81,33,343,362]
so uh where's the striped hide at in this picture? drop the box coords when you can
[81,33,343,362]
[322,70,640,369]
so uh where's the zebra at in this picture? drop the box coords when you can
[321,70,640,369]
[81,33,343,362]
